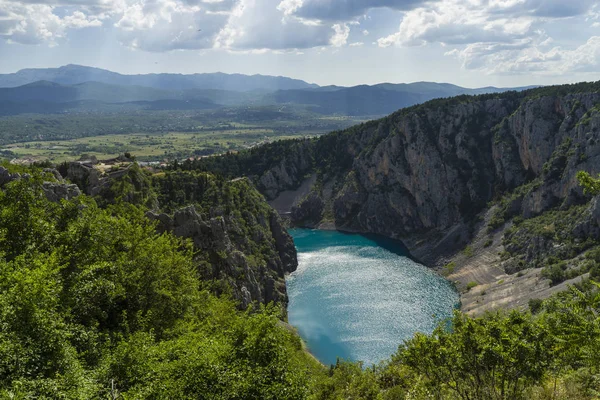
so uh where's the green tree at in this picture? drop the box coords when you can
[0,178,59,261]
[577,171,600,196]
[397,311,554,400]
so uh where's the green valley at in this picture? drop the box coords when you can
[0,107,364,163]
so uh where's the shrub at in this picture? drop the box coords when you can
[542,263,566,286]
[463,246,474,258]
[466,281,478,291]
[488,214,506,232]
[590,265,600,280]
[443,262,456,275]
[586,247,600,262]
[529,298,543,314]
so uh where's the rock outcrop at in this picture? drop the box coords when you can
[202,85,600,266]
[0,166,81,201]
[0,167,21,186]
[147,203,297,309]
[63,162,101,195]
[42,182,81,202]
[54,160,300,308]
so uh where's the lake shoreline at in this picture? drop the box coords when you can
[286,228,459,366]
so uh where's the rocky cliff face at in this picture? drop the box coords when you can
[147,202,297,309]
[61,163,298,309]
[0,166,81,201]
[202,85,600,266]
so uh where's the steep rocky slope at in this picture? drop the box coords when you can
[149,172,298,308]
[62,162,297,309]
[191,82,600,312]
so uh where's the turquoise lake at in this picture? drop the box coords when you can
[286,229,459,366]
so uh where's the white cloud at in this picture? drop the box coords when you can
[289,0,432,21]
[63,11,103,28]
[214,0,333,50]
[558,36,600,73]
[445,35,600,75]
[110,0,424,52]
[1,0,599,74]
[0,0,239,50]
[114,0,231,51]
[277,0,302,16]
[330,22,349,47]
[378,1,535,48]
[379,0,600,75]
[1,0,435,51]
[0,1,106,45]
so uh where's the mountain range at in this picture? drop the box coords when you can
[0,65,537,116]
[0,64,317,92]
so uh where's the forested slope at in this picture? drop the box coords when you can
[0,167,320,398]
[1,163,600,398]
[59,161,298,308]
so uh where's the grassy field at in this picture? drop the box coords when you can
[2,129,307,163]
[0,106,365,162]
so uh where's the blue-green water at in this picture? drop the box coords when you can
[287,229,459,366]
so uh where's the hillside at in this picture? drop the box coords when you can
[0,164,322,398]
[0,81,178,103]
[186,81,600,313]
[53,161,297,309]
[2,145,600,398]
[0,81,222,114]
[268,85,425,115]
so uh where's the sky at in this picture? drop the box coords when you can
[0,0,600,88]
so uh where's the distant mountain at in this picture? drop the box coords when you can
[268,82,538,116]
[0,81,180,103]
[0,64,319,92]
[268,85,424,115]
[0,70,540,116]
[0,100,71,116]
[0,81,221,115]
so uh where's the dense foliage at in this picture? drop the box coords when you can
[0,168,598,399]
[151,170,291,300]
[0,175,321,398]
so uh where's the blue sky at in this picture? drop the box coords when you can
[0,0,599,87]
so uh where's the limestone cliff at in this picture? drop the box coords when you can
[201,86,599,262]
[146,203,296,309]
[190,83,600,312]
[62,163,298,309]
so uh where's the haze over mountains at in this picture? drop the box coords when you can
[0,64,318,92]
[0,65,537,116]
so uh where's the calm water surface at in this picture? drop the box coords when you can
[286,229,459,366]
